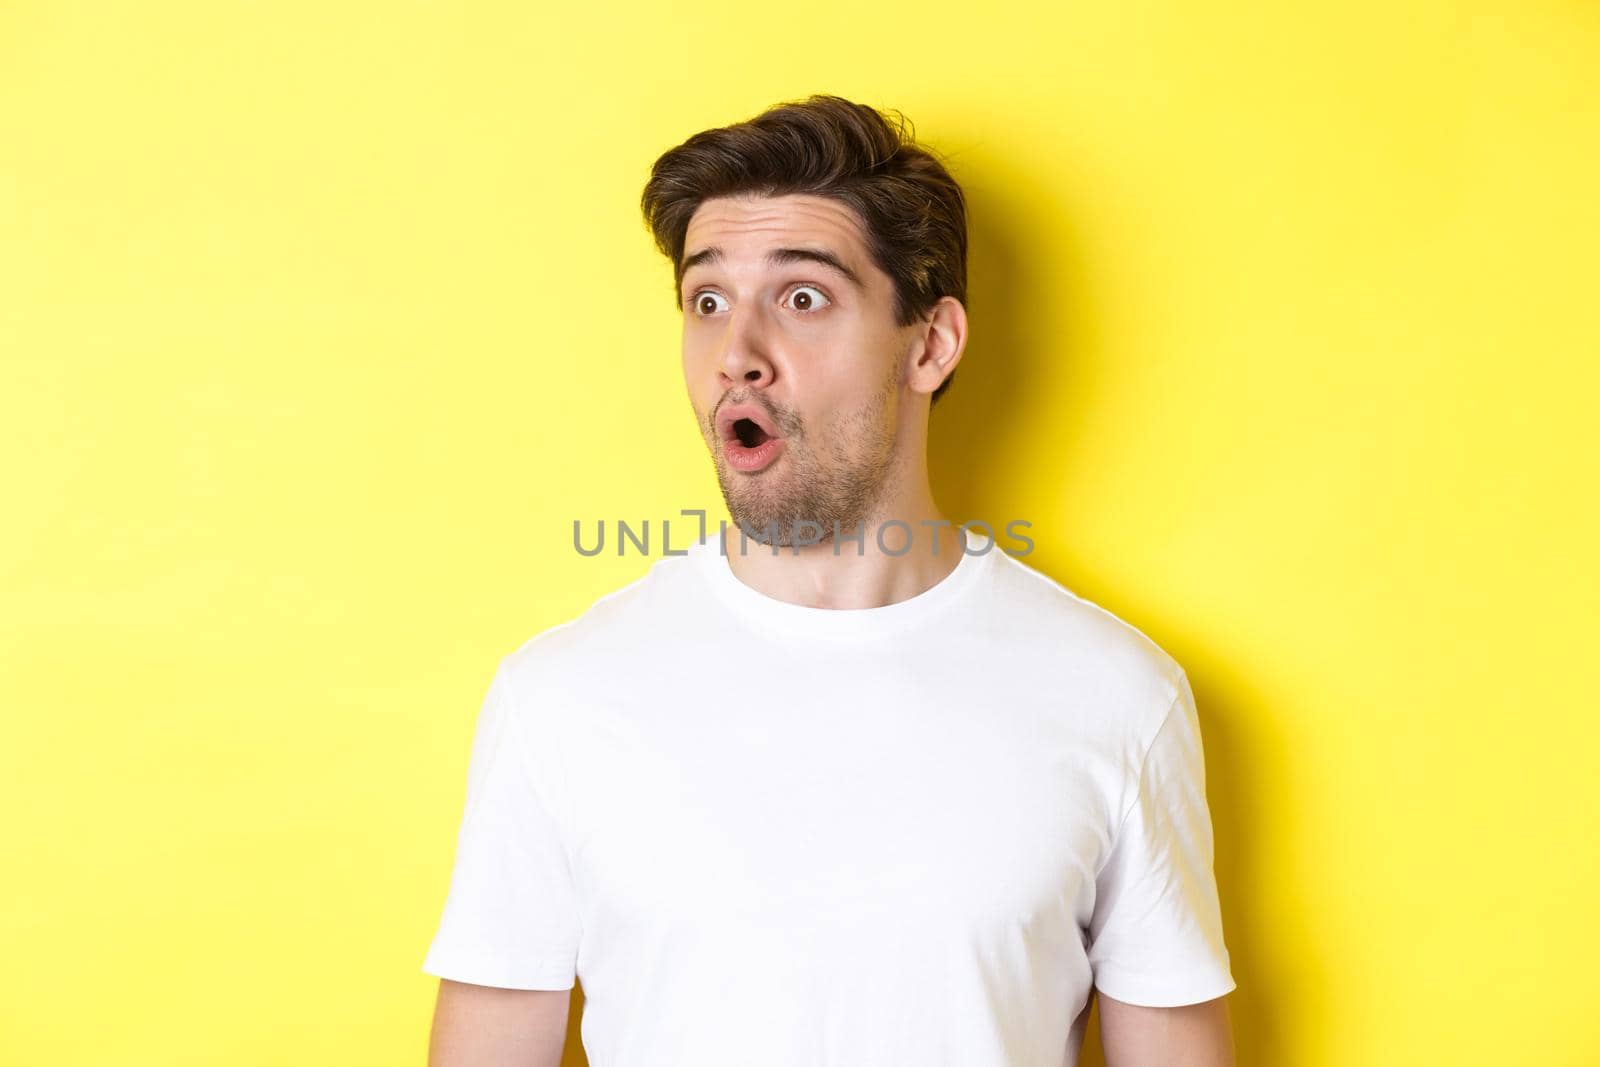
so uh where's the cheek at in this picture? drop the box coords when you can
[679,342,709,414]
[681,330,712,383]
[682,318,730,362]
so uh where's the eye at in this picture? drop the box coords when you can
[690,290,729,316]
[785,284,831,314]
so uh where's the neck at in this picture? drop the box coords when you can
[721,465,966,612]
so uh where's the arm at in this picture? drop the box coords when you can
[427,978,571,1067]
[1098,990,1235,1067]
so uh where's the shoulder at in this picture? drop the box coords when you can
[493,548,698,704]
[981,547,1188,738]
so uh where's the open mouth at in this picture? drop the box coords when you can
[731,417,771,449]
[718,405,786,472]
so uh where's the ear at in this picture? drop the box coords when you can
[905,296,968,400]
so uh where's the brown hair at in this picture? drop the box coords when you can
[640,93,968,406]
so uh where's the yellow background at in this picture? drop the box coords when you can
[3,2,1596,1064]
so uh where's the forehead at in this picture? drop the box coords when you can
[682,193,870,265]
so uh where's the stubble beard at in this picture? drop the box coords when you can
[714,364,903,550]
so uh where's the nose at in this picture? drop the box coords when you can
[715,303,776,389]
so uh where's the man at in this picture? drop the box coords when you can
[423,94,1237,1066]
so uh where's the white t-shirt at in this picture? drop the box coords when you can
[422,529,1235,1066]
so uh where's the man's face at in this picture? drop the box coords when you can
[680,193,918,547]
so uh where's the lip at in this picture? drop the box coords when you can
[715,402,780,443]
[716,401,786,473]
[722,433,785,472]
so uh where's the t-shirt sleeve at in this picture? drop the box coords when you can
[1086,670,1236,1007]
[421,660,582,989]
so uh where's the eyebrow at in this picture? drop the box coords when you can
[679,245,866,293]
